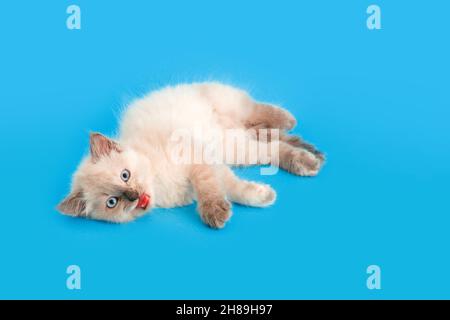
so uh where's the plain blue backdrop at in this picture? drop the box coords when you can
[0,0,449,299]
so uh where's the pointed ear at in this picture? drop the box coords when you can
[57,191,87,217]
[89,132,121,162]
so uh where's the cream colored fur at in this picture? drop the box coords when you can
[58,82,324,228]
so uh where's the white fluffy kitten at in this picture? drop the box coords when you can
[58,82,324,228]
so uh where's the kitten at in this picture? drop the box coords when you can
[58,82,324,228]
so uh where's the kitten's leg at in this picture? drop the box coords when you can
[189,164,232,229]
[254,140,323,176]
[246,128,325,166]
[278,141,323,176]
[242,101,324,164]
[199,83,295,130]
[230,133,323,176]
[222,167,276,207]
[280,134,325,163]
[245,103,297,131]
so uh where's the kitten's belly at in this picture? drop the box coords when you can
[152,169,196,208]
[155,190,195,208]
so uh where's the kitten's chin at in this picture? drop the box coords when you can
[132,209,150,219]
[130,204,153,219]
[108,210,149,223]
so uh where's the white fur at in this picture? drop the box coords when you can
[118,82,252,209]
[59,82,326,226]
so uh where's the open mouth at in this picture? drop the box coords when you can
[136,193,150,210]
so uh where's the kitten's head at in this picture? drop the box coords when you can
[58,133,153,223]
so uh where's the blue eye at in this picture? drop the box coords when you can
[121,169,130,182]
[106,197,118,208]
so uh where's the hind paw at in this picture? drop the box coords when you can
[283,149,324,176]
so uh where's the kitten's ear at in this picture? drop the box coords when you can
[89,132,121,162]
[57,191,87,217]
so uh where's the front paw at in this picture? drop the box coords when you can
[199,198,232,229]
[246,183,277,207]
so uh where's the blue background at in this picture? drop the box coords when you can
[0,0,449,299]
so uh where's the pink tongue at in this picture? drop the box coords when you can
[137,194,150,209]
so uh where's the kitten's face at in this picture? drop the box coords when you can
[58,133,152,223]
